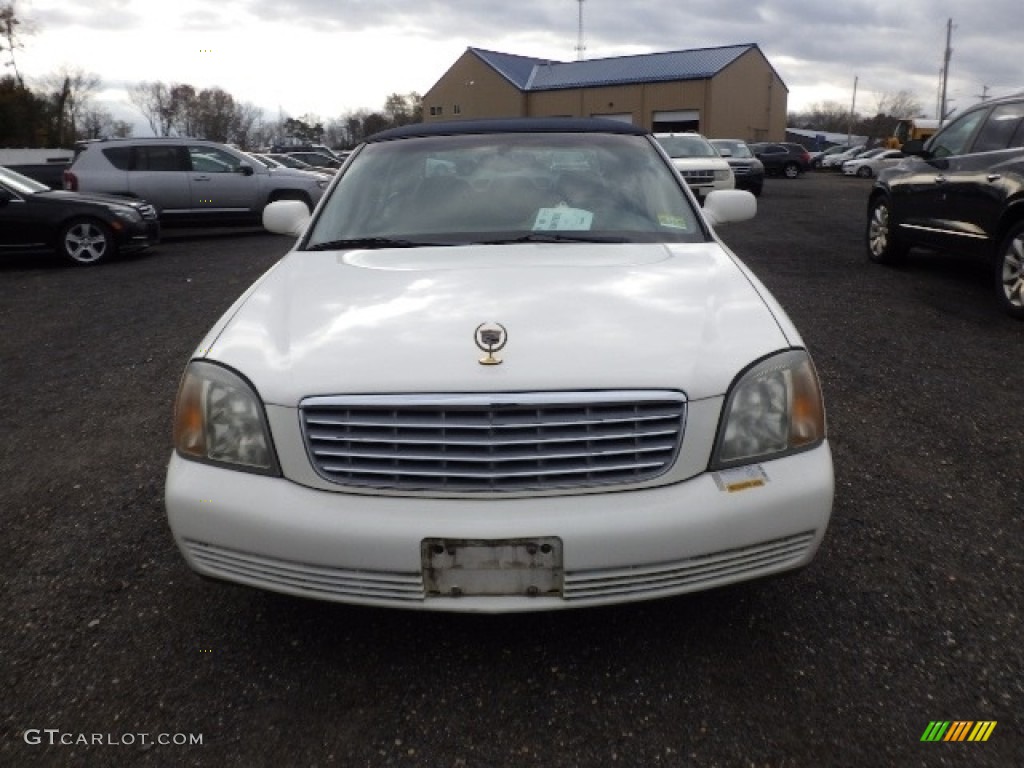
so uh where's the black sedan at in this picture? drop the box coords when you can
[0,166,160,265]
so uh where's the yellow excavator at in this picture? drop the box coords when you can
[885,118,941,149]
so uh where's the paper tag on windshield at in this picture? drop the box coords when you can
[533,207,594,231]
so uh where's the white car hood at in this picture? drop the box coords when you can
[202,243,792,405]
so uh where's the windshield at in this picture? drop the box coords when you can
[248,153,280,169]
[268,154,312,169]
[0,165,49,195]
[710,140,752,158]
[305,132,704,247]
[654,135,717,159]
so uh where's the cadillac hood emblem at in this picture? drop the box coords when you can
[474,322,508,365]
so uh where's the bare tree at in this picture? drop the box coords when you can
[229,101,264,149]
[873,90,924,118]
[40,66,100,145]
[383,92,422,127]
[0,1,29,87]
[281,114,323,144]
[804,100,855,133]
[0,72,48,145]
[128,81,175,136]
[78,105,110,139]
[342,110,371,146]
[78,105,133,139]
[192,87,234,142]
[168,83,197,136]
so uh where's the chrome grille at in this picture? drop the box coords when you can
[678,170,714,185]
[301,391,686,493]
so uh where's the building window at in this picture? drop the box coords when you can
[430,106,444,116]
[453,105,461,115]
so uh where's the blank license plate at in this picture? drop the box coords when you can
[421,538,563,598]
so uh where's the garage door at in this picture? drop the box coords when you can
[653,110,700,133]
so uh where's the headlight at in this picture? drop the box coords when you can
[714,169,732,181]
[172,361,279,475]
[109,207,142,222]
[711,349,826,468]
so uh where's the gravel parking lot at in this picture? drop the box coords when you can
[2,173,1021,767]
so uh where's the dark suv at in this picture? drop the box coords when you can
[749,142,811,178]
[866,93,1024,318]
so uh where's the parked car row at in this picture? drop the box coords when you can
[821,144,870,169]
[1,137,338,266]
[841,148,905,178]
[62,138,332,226]
[809,144,852,168]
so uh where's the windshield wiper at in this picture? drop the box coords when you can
[479,233,630,245]
[304,237,442,251]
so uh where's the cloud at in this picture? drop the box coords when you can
[16,0,1024,123]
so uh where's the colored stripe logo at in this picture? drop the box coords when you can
[921,721,997,742]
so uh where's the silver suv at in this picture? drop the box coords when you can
[63,138,331,225]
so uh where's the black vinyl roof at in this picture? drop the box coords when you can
[366,117,650,143]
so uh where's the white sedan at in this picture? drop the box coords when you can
[166,118,834,612]
[842,148,906,178]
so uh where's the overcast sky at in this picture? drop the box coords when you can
[12,0,1022,133]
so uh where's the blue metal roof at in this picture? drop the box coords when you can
[471,44,759,91]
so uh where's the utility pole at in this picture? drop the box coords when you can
[573,0,589,61]
[575,0,586,61]
[976,85,990,102]
[939,18,953,123]
[847,75,858,147]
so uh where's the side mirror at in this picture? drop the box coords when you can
[703,190,756,226]
[263,199,311,237]
[238,163,255,176]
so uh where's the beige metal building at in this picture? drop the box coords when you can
[423,44,788,142]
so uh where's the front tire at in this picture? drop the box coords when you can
[866,195,907,264]
[856,166,873,178]
[995,222,1024,319]
[59,218,115,265]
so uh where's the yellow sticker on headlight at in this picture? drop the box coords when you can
[713,465,769,492]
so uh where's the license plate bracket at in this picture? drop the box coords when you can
[421,538,563,598]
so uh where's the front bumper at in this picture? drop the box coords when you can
[118,219,160,252]
[166,443,834,612]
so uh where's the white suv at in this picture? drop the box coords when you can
[63,138,331,225]
[653,133,734,201]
